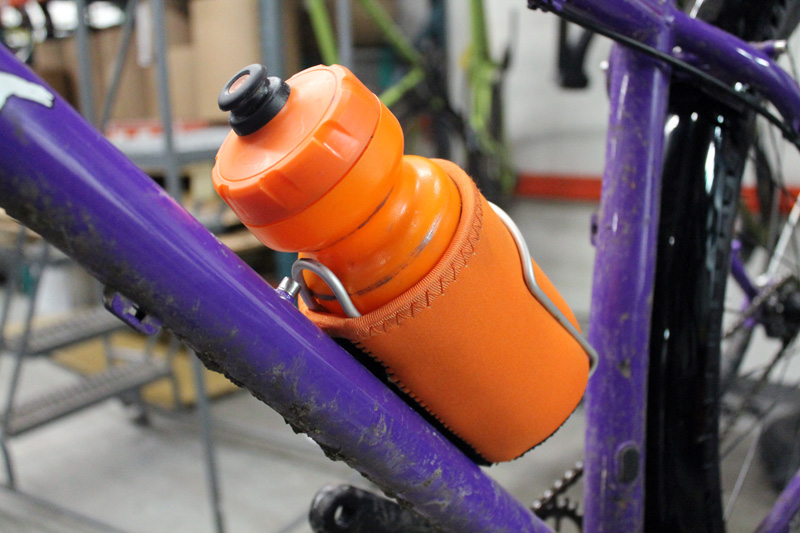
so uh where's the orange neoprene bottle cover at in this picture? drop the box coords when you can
[301,159,590,463]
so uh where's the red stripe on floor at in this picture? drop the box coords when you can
[516,174,800,215]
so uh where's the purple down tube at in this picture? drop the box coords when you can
[757,468,800,532]
[583,40,672,533]
[0,48,547,532]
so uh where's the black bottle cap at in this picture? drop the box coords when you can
[218,64,291,136]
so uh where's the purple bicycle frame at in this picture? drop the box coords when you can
[537,0,800,531]
[0,45,546,532]
[3,0,800,530]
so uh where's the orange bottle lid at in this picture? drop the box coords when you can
[213,65,381,227]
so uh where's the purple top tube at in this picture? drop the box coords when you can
[535,0,800,136]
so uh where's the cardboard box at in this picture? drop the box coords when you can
[166,44,195,119]
[134,0,191,67]
[31,38,77,107]
[96,27,151,120]
[190,0,262,123]
[33,0,192,122]
[105,0,191,120]
[60,33,106,117]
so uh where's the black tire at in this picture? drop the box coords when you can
[645,2,800,531]
[646,85,755,533]
[688,0,800,41]
[734,139,778,264]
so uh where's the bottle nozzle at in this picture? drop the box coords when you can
[218,64,290,136]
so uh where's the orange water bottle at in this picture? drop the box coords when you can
[213,64,591,463]
[213,64,461,315]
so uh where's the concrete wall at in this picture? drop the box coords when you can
[447,2,611,178]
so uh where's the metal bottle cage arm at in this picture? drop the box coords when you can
[284,203,599,375]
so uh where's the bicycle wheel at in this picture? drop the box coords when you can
[720,141,800,502]
[645,2,800,531]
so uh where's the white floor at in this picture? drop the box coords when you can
[0,199,789,532]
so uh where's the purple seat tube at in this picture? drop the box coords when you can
[584,42,672,533]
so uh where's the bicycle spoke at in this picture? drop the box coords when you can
[733,347,800,382]
[724,305,749,314]
[721,347,788,441]
[786,41,800,93]
[789,217,800,269]
[769,250,800,274]
[769,199,800,277]
[699,14,800,532]
[722,357,799,456]
[767,117,786,189]
[724,423,764,521]
[722,274,796,339]
[766,125,792,250]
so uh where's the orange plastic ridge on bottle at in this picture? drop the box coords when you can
[213,65,461,315]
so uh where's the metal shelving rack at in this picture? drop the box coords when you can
[61,1,232,531]
[0,1,294,532]
[2,2,354,532]
[0,226,173,484]
[60,2,294,532]
[0,2,370,531]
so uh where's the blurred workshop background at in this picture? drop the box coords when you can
[0,1,798,532]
